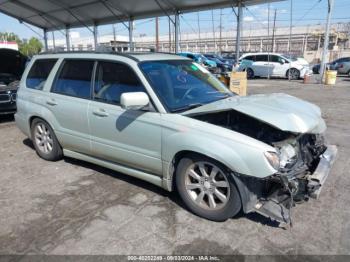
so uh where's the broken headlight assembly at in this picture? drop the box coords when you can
[264,151,280,170]
[278,143,298,169]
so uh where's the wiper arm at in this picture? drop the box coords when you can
[171,103,204,113]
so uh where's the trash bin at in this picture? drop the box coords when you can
[325,70,337,85]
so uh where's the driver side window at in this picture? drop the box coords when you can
[93,61,146,105]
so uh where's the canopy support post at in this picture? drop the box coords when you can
[66,27,70,51]
[174,11,180,53]
[129,18,134,51]
[93,24,98,50]
[235,1,243,61]
[43,29,48,51]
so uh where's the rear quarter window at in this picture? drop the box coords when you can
[26,59,57,90]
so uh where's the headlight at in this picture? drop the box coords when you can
[264,151,280,170]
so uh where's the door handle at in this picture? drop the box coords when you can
[92,109,109,117]
[46,99,57,106]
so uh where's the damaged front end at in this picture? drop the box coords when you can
[190,109,337,225]
[234,135,337,225]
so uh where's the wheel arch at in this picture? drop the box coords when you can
[165,145,249,192]
[286,67,300,78]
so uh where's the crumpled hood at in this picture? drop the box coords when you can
[183,93,326,134]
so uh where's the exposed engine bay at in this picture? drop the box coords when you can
[190,110,336,226]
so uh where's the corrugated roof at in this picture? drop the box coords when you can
[0,0,283,31]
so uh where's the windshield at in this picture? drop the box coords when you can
[139,60,233,112]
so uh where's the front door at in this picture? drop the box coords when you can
[88,60,162,175]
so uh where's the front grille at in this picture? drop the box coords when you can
[0,94,10,102]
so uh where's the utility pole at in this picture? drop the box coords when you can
[272,9,277,53]
[155,17,159,52]
[235,1,243,63]
[197,12,201,52]
[319,0,335,83]
[211,10,216,53]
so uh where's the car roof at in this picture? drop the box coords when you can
[34,51,189,62]
[241,52,283,57]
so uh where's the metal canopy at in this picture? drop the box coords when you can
[0,0,281,31]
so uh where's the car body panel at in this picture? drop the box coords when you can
[183,93,326,134]
[88,100,163,175]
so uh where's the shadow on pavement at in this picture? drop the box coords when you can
[22,137,282,228]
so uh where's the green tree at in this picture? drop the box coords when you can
[19,37,43,57]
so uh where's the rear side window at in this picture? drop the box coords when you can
[256,55,268,62]
[52,60,94,99]
[26,59,57,90]
[94,61,146,105]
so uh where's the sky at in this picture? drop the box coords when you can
[0,0,350,42]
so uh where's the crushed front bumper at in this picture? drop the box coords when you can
[249,145,338,225]
[307,145,338,199]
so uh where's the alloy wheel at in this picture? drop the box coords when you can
[185,161,230,210]
[34,122,53,154]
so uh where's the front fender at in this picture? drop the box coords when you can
[162,126,277,181]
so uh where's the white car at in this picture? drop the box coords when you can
[238,53,311,80]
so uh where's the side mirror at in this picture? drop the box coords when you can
[120,92,150,110]
[280,59,286,64]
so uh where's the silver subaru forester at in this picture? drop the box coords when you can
[15,52,337,224]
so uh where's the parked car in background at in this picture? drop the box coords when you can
[238,52,311,80]
[312,57,350,74]
[203,54,233,73]
[204,53,235,67]
[283,55,310,67]
[16,52,337,224]
[178,52,218,73]
[336,61,350,76]
[0,48,27,115]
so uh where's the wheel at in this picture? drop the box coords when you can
[287,68,300,80]
[31,118,63,161]
[246,68,254,79]
[175,154,242,221]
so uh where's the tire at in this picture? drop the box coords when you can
[30,118,63,161]
[246,68,254,79]
[286,68,300,80]
[175,154,242,222]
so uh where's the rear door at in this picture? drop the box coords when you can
[254,55,270,77]
[88,60,162,175]
[49,59,94,154]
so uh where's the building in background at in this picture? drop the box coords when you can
[0,41,18,51]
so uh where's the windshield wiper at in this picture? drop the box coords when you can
[171,103,204,113]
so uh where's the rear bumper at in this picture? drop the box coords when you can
[307,145,338,199]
